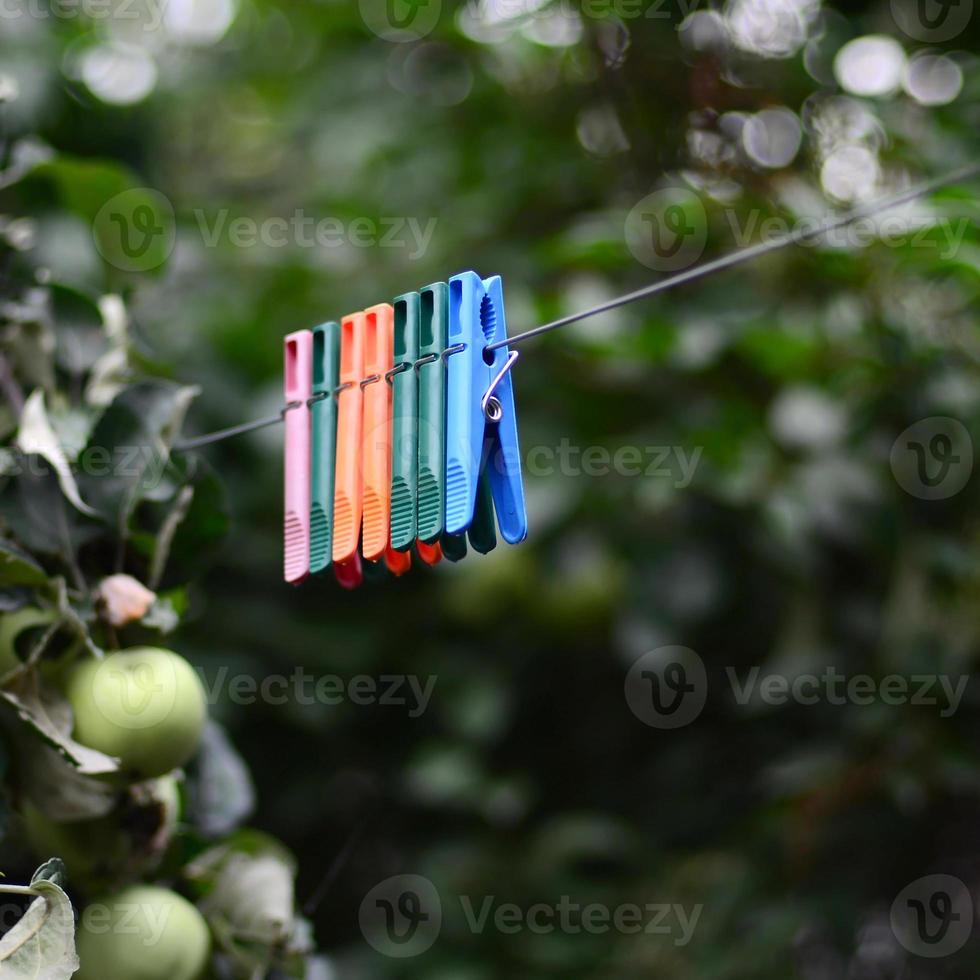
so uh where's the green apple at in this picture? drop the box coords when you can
[0,606,56,673]
[66,647,208,779]
[23,775,181,892]
[76,885,211,980]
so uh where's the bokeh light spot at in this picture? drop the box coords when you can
[742,107,802,168]
[834,34,906,97]
[81,43,157,105]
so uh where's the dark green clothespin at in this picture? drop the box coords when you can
[390,291,419,551]
[468,470,498,555]
[416,283,464,561]
[310,321,340,573]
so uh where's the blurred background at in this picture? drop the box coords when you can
[2,0,980,975]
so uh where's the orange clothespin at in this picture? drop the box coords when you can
[361,303,394,562]
[332,311,366,567]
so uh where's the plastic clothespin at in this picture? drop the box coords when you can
[468,470,498,555]
[390,291,419,551]
[416,539,443,565]
[310,321,340,574]
[362,303,394,562]
[446,271,528,544]
[334,553,363,589]
[440,532,467,562]
[332,311,366,566]
[417,282,447,545]
[416,282,467,562]
[284,330,313,585]
[385,546,411,576]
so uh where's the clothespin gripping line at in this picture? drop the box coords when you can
[173,162,980,454]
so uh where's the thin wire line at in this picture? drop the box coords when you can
[488,161,980,350]
[174,161,980,451]
[176,412,285,450]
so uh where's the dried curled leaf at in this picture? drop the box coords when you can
[16,389,97,517]
[0,877,79,979]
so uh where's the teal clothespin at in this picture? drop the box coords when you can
[310,321,340,573]
[390,291,419,551]
[416,282,466,562]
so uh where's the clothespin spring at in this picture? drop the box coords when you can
[481,349,519,423]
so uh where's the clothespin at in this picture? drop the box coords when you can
[284,330,313,585]
[468,471,498,555]
[446,271,527,545]
[390,290,419,551]
[416,539,443,565]
[417,282,447,546]
[362,303,395,562]
[416,282,466,563]
[332,311,366,567]
[385,545,412,575]
[388,289,436,569]
[310,321,340,574]
[334,553,363,589]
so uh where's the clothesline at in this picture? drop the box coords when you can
[174,160,980,452]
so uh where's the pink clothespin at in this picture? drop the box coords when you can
[284,330,313,585]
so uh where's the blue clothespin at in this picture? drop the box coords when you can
[445,271,527,544]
